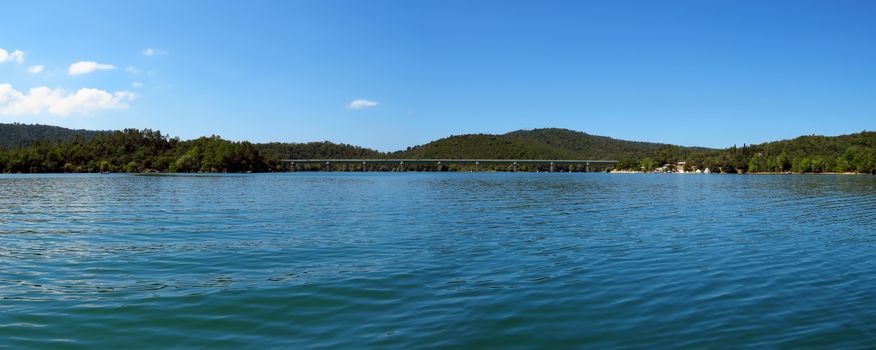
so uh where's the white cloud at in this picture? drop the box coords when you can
[125,66,141,74]
[142,48,168,56]
[27,65,44,74]
[132,81,143,88]
[0,49,25,64]
[347,99,379,109]
[0,84,135,116]
[68,61,116,76]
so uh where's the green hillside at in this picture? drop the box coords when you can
[0,123,109,148]
[504,128,668,157]
[392,128,707,169]
[391,134,577,159]
[503,128,711,167]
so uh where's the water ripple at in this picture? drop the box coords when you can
[0,173,875,348]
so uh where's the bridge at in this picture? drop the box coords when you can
[282,159,619,172]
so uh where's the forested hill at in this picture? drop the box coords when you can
[0,123,109,148]
[393,128,705,168]
[391,134,578,159]
[504,128,710,162]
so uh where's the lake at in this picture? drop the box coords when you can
[1,173,874,349]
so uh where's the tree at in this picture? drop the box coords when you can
[172,153,199,173]
[124,161,140,173]
[640,157,657,172]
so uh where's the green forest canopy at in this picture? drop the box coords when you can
[0,123,108,148]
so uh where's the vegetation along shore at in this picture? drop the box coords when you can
[1,123,874,174]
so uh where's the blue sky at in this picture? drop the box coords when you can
[1,0,874,151]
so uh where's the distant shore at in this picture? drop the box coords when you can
[2,126,874,175]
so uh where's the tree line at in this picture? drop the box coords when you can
[635,132,876,174]
[0,129,273,173]
[0,127,874,174]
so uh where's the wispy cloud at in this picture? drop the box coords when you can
[69,61,116,76]
[132,82,143,88]
[0,48,25,64]
[125,66,141,74]
[348,99,379,109]
[0,84,135,116]
[27,65,44,74]
[142,48,168,57]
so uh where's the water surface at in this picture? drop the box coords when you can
[1,173,874,349]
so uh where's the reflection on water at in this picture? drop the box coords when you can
[1,173,875,348]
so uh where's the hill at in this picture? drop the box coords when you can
[504,128,712,162]
[392,128,707,169]
[391,134,577,159]
[0,123,109,148]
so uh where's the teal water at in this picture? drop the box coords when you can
[1,173,874,349]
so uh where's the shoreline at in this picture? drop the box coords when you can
[0,170,872,175]
[610,170,870,175]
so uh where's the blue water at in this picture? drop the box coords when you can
[1,173,874,349]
